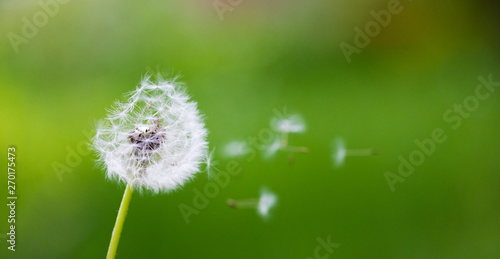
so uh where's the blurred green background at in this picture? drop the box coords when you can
[1,0,500,258]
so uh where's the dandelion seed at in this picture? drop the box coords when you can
[263,138,282,158]
[272,114,306,134]
[332,137,377,168]
[257,188,278,220]
[223,140,250,158]
[267,112,308,164]
[227,187,278,221]
[92,73,208,259]
[203,148,220,180]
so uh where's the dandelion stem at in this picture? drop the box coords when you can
[107,184,133,259]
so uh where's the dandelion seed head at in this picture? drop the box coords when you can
[92,74,208,193]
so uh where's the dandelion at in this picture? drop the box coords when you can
[227,187,278,221]
[92,74,208,259]
[332,137,377,168]
[267,112,308,164]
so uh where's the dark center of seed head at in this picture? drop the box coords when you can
[128,122,165,153]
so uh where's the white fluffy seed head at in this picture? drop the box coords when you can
[92,74,209,193]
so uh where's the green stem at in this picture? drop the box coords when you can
[107,184,133,259]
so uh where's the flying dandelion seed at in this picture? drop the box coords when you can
[333,138,347,168]
[92,73,209,259]
[223,140,250,158]
[272,114,306,134]
[204,148,220,180]
[332,137,377,168]
[263,138,282,158]
[227,187,278,221]
[266,113,308,163]
[257,188,278,220]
